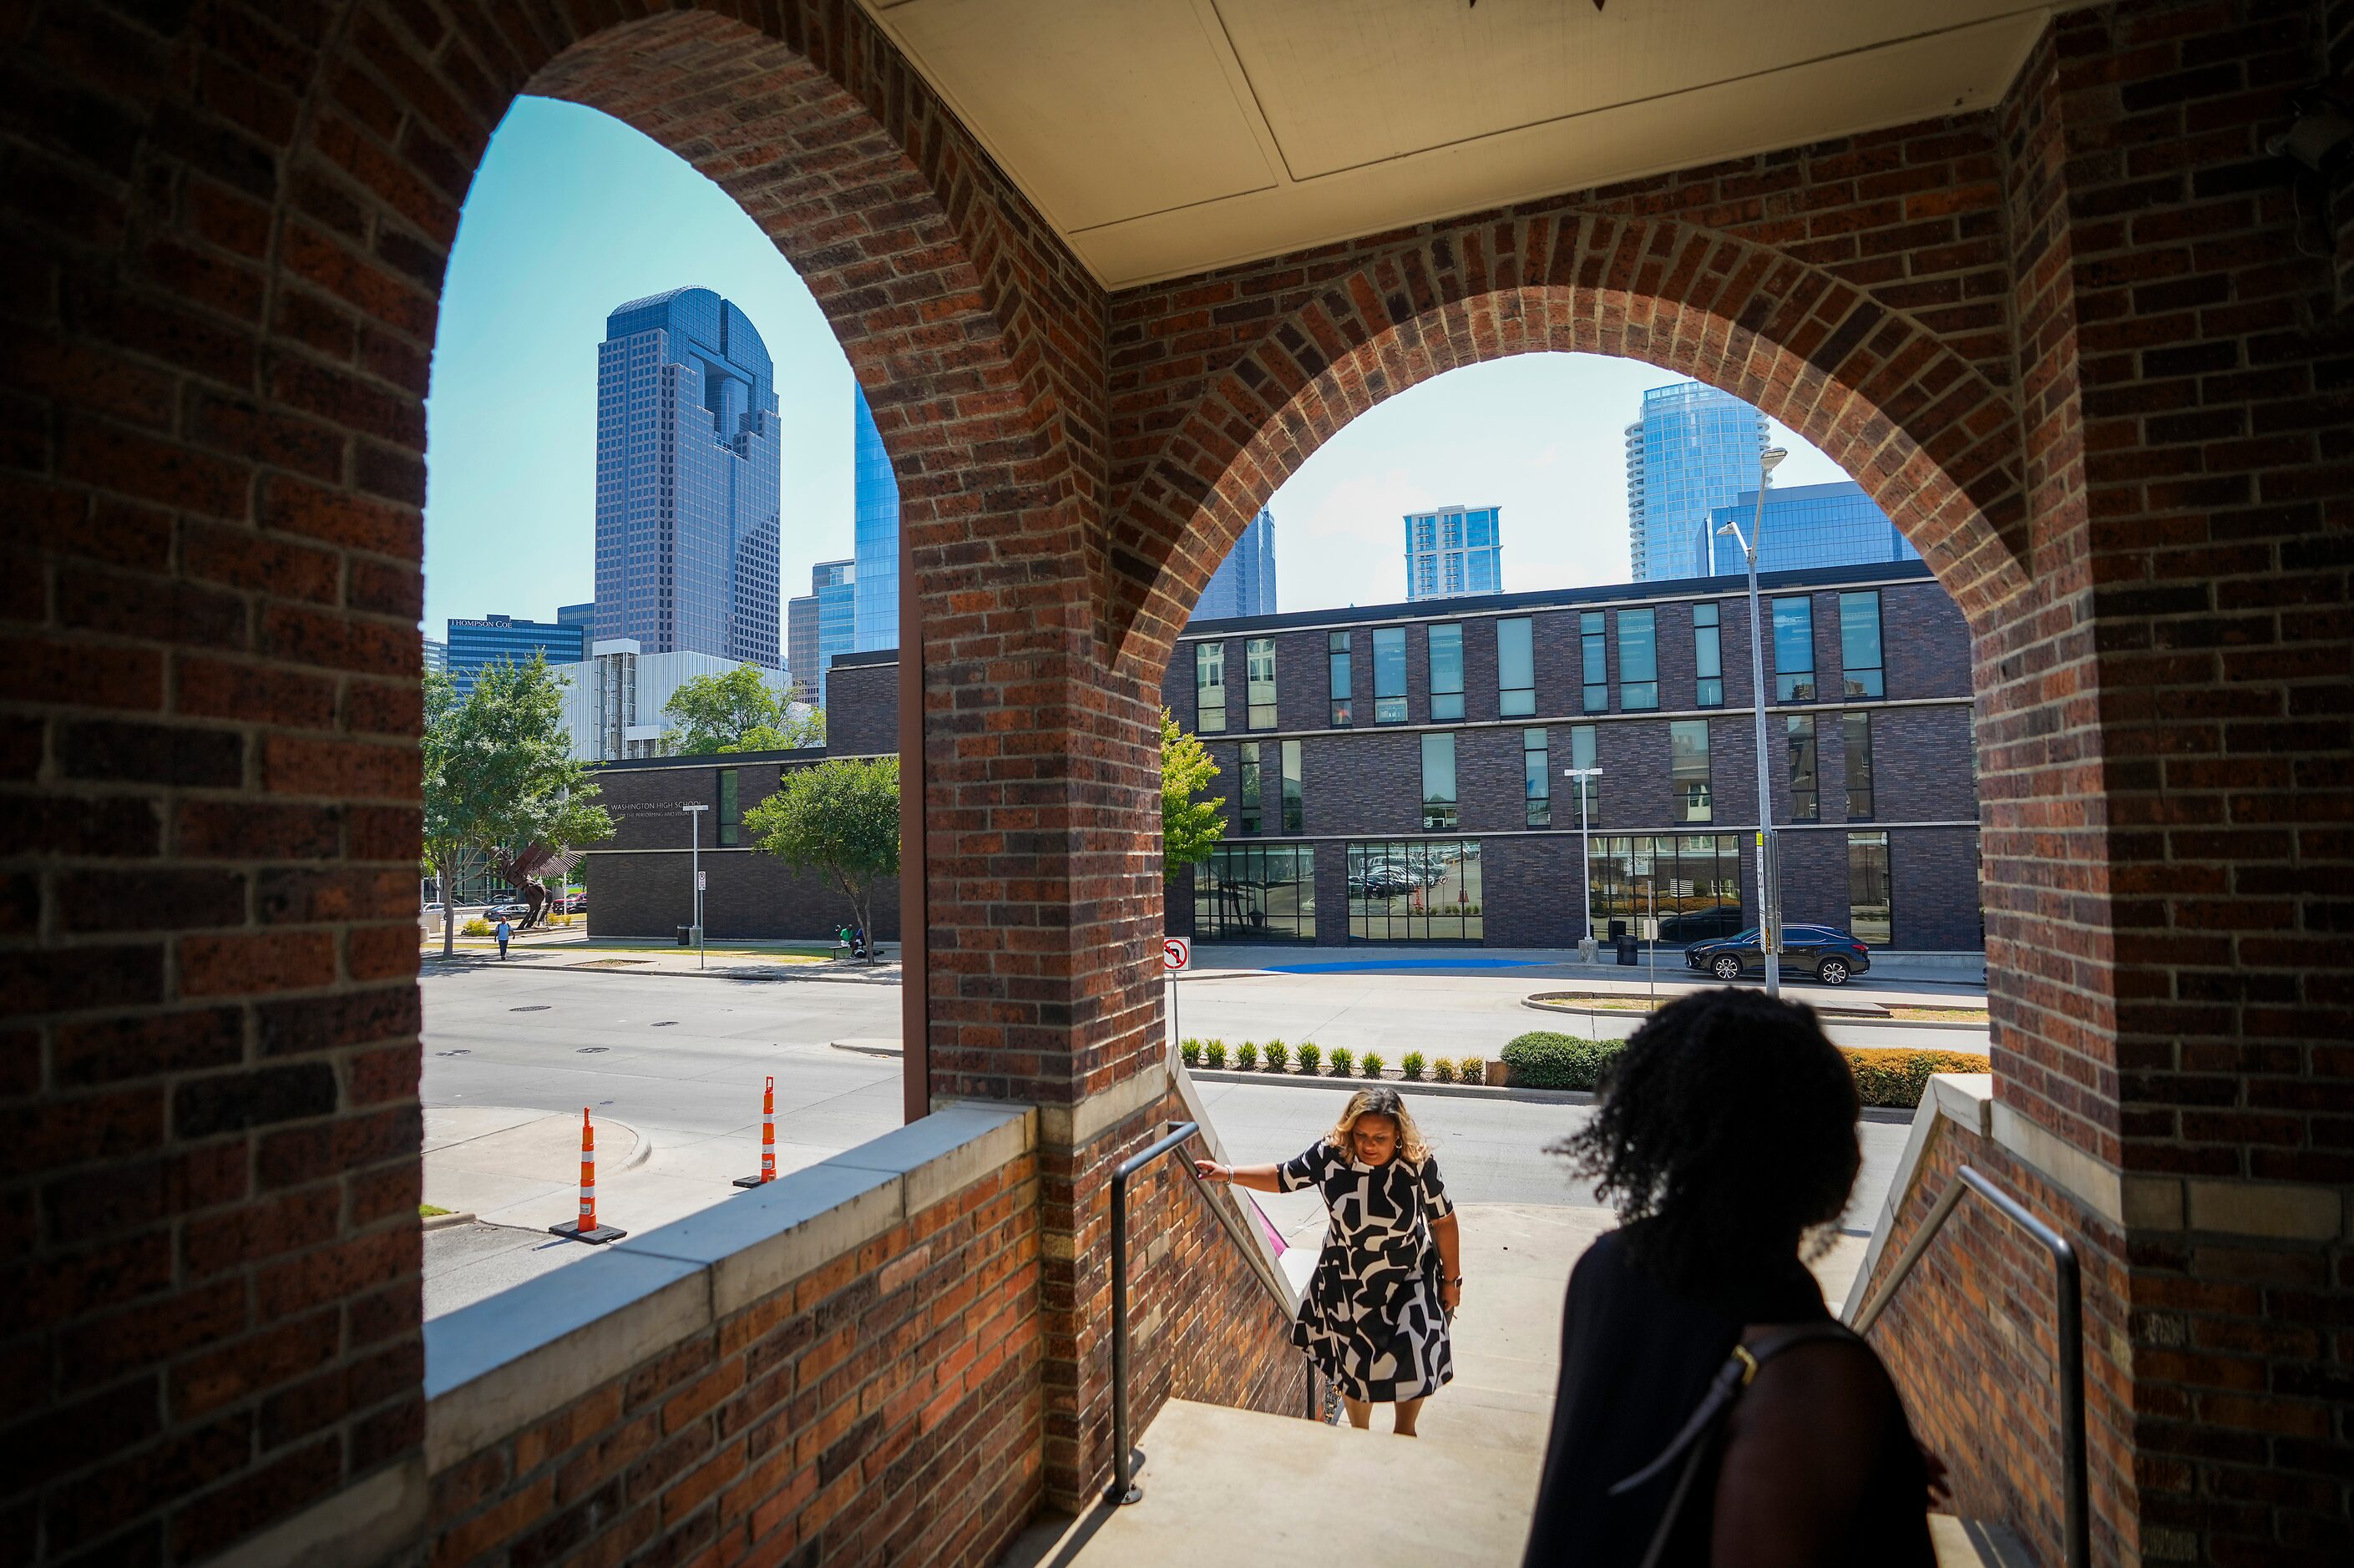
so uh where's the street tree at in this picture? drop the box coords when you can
[742,756,898,962]
[1161,707,1225,880]
[661,664,823,754]
[425,654,614,933]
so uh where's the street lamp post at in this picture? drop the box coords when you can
[1716,446,1788,997]
[1564,766,1604,960]
[681,803,708,970]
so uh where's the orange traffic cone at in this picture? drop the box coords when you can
[733,1075,777,1189]
[549,1106,626,1244]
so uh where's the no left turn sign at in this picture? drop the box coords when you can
[1162,937,1190,972]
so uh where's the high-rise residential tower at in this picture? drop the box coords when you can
[1403,505,1502,600]
[1190,506,1278,621]
[1702,480,1922,575]
[593,287,782,666]
[851,387,900,651]
[787,559,855,707]
[1624,381,1768,581]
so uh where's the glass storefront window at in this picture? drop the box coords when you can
[1618,608,1658,710]
[1848,831,1891,945]
[1197,843,1315,941]
[1693,602,1724,707]
[1772,598,1816,701]
[1374,627,1407,722]
[1329,631,1352,726]
[1670,719,1713,823]
[1195,642,1226,732]
[1840,590,1885,699]
[1421,732,1457,831]
[1246,637,1278,728]
[1497,618,1535,717]
[1586,833,1744,943]
[1429,625,1464,722]
[1348,839,1483,941]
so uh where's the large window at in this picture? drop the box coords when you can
[1840,590,1886,699]
[1587,834,1743,943]
[1238,741,1263,834]
[1281,739,1304,833]
[1844,711,1876,819]
[1429,624,1465,722]
[1328,631,1352,726]
[1568,724,1599,820]
[1195,642,1227,732]
[1848,831,1891,945]
[1196,843,1315,941]
[1693,603,1724,707]
[1246,637,1278,728]
[1348,839,1483,942]
[1670,719,1713,823]
[1581,611,1607,712]
[1618,608,1658,710]
[1497,618,1535,716]
[1421,732,1458,831]
[1771,598,1816,701]
[1524,729,1551,828]
[1373,627,1407,723]
[1785,715,1819,822]
[718,767,741,847]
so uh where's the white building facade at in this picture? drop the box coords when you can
[554,640,795,763]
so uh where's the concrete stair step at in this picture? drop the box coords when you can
[1931,1515,2034,1567]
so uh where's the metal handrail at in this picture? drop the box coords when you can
[1850,1166,2087,1568]
[1103,1120,1320,1505]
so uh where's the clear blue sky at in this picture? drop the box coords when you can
[424,99,1848,634]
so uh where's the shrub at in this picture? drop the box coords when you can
[1296,1042,1322,1074]
[1181,1038,1201,1067]
[1328,1047,1354,1077]
[1501,1031,1621,1090]
[1400,1050,1425,1080]
[1263,1039,1289,1071]
[1459,1058,1484,1085]
[462,917,492,937]
[1236,1041,1258,1070]
[1432,1057,1456,1083]
[1205,1039,1228,1069]
[1840,1048,1991,1110]
[1360,1051,1386,1079]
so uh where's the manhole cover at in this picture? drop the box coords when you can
[576,1046,609,1055]
[510,1005,549,1012]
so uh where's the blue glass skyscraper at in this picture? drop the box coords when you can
[1404,506,1502,600]
[1703,481,1921,574]
[1191,507,1278,621]
[787,560,855,707]
[1625,381,1768,581]
[851,387,899,652]
[446,614,586,695]
[594,287,782,665]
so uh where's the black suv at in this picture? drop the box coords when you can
[1684,925,1874,987]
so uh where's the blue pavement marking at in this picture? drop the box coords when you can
[1258,958,1551,974]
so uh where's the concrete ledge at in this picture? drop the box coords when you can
[205,1455,425,1568]
[1990,1103,2124,1228]
[1015,1061,1171,1151]
[1843,1073,1992,1322]
[423,1100,1035,1473]
[1187,1066,1595,1105]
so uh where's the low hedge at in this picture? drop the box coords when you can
[1501,1032,1989,1109]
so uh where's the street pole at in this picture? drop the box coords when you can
[1564,766,1604,961]
[1719,447,1787,998]
[681,803,708,970]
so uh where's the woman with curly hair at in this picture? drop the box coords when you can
[1196,1086,1461,1435]
[1521,987,1939,1566]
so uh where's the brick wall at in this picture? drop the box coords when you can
[824,656,898,760]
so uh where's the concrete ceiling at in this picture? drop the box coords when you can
[858,0,2053,289]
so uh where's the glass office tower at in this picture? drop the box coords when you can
[787,559,856,706]
[1625,382,1768,580]
[1403,505,1502,600]
[851,387,900,651]
[1703,481,1922,574]
[1191,506,1279,621]
[593,287,782,666]
[445,614,586,695]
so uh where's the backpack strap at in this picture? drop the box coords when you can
[1608,1322,1860,1497]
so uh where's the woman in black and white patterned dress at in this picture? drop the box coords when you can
[1197,1086,1462,1434]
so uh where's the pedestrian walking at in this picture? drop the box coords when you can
[1521,988,1941,1566]
[1195,1086,1460,1435]
[494,917,511,961]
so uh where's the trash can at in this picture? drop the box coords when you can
[1616,933,1638,966]
[676,925,692,948]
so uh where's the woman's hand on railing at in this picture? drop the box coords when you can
[1192,1158,1229,1184]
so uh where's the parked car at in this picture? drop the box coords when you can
[1655,906,1744,943]
[1684,924,1874,986]
[1348,864,1417,899]
[484,902,530,922]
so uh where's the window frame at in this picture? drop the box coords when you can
[1843,711,1876,820]
[1373,627,1408,723]
[1693,602,1724,708]
[1580,611,1608,712]
[718,767,740,847]
[1245,636,1278,729]
[1785,714,1819,822]
[1669,718,1714,824]
[1420,731,1459,832]
[1839,590,1886,699]
[1281,740,1304,834]
[1428,623,1465,722]
[1617,607,1659,711]
[1194,642,1227,733]
[1238,740,1262,835]
[1328,630,1353,726]
[1847,830,1891,946]
[1770,598,1817,702]
[1523,728,1551,828]
[1569,724,1600,821]
[1496,617,1535,717]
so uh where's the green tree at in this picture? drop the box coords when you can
[1161,707,1225,880]
[423,655,614,939]
[742,756,899,962]
[661,664,822,754]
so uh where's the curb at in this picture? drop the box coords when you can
[420,1210,477,1232]
[1186,1068,1593,1105]
[1521,997,1991,1034]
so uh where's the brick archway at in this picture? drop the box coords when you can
[1105,220,2033,686]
